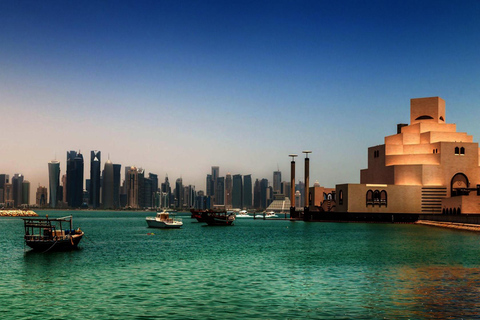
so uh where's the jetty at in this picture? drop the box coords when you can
[0,210,38,217]
[416,220,480,232]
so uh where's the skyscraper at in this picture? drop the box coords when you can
[212,166,219,204]
[22,180,30,205]
[12,173,24,207]
[260,178,269,209]
[216,177,225,206]
[175,178,183,208]
[232,174,243,209]
[113,164,121,209]
[103,160,114,209]
[90,150,101,208]
[36,186,48,207]
[126,166,138,209]
[243,174,252,209]
[253,179,261,209]
[48,160,61,208]
[273,170,282,194]
[67,151,84,208]
[225,173,232,208]
[0,174,9,204]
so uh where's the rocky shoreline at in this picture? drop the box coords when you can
[0,210,38,217]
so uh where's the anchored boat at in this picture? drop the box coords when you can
[23,215,84,252]
[146,210,183,229]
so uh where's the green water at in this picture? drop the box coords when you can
[1,211,480,319]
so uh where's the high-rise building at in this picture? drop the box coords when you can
[216,177,225,206]
[22,180,30,205]
[225,173,232,208]
[36,186,48,207]
[137,168,145,209]
[144,177,152,208]
[206,174,213,197]
[260,178,269,209]
[161,175,171,208]
[126,166,138,209]
[232,174,243,209]
[103,160,114,209]
[253,179,261,209]
[113,164,121,209]
[243,174,252,209]
[12,173,24,208]
[282,181,291,199]
[0,174,9,204]
[90,151,101,208]
[3,183,13,208]
[61,174,67,203]
[212,166,219,204]
[67,151,84,208]
[175,178,183,208]
[273,171,282,194]
[48,160,61,208]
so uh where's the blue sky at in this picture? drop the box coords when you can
[1,0,480,201]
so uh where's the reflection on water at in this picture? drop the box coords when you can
[1,211,480,319]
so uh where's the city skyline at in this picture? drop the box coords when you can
[2,1,480,200]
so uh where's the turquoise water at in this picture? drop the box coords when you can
[1,211,480,319]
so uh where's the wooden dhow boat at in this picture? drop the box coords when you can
[23,215,84,252]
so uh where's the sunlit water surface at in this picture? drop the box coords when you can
[1,210,480,319]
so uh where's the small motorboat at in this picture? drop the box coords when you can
[236,210,252,218]
[146,211,183,229]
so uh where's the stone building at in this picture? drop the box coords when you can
[337,97,480,216]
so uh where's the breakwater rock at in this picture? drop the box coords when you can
[0,210,38,217]
[416,220,480,232]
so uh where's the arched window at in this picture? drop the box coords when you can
[373,190,381,204]
[380,190,387,207]
[339,190,343,205]
[442,208,446,215]
[460,147,465,155]
[453,208,457,215]
[455,147,460,155]
[457,207,461,215]
[366,190,373,206]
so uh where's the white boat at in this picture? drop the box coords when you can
[265,211,277,218]
[146,211,183,229]
[236,210,253,218]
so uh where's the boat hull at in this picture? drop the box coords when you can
[146,217,183,229]
[25,233,84,252]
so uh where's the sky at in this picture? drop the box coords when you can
[1,0,480,202]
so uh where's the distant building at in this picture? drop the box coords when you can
[36,186,48,207]
[232,174,243,209]
[212,166,219,204]
[103,160,114,209]
[175,178,183,208]
[260,178,269,209]
[243,174,252,209]
[216,177,225,206]
[253,179,261,209]
[48,160,61,208]
[90,151,101,208]
[126,166,139,209]
[113,164,121,209]
[3,183,13,208]
[67,151,84,208]
[22,180,30,205]
[225,173,232,209]
[0,174,9,204]
[273,171,281,194]
[12,173,24,208]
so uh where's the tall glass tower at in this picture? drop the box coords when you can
[243,174,252,209]
[232,174,243,209]
[48,160,60,208]
[90,150,101,208]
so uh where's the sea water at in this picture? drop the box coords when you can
[1,210,480,319]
